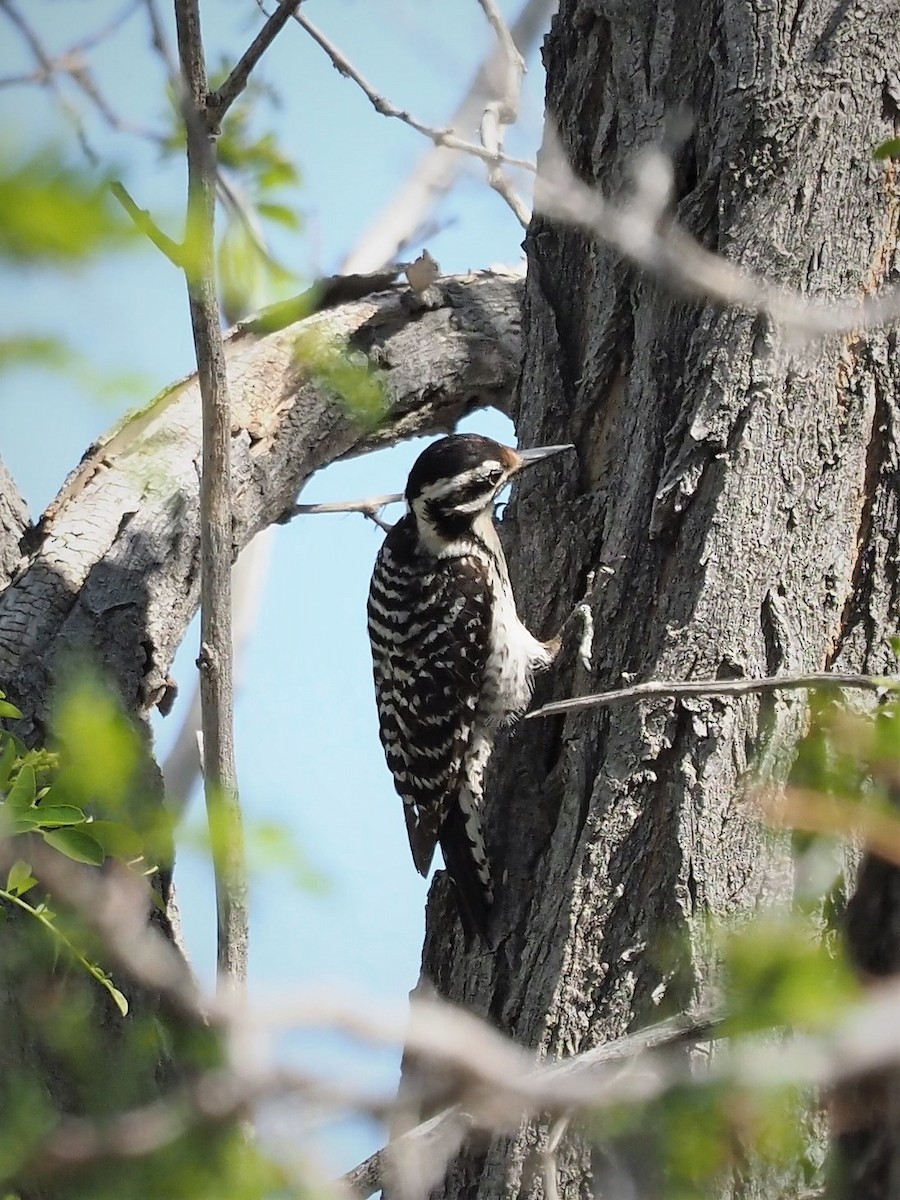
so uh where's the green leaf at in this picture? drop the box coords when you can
[52,675,140,812]
[0,151,130,264]
[5,860,36,897]
[86,819,143,859]
[4,817,43,836]
[874,137,900,160]
[41,827,104,866]
[5,765,36,809]
[721,914,859,1034]
[107,985,129,1016]
[0,736,17,790]
[257,201,301,230]
[293,327,387,429]
[29,805,87,828]
[0,699,23,720]
[87,965,130,1016]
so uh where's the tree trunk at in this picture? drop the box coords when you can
[416,1,900,1196]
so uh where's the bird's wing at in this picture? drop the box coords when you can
[368,539,492,884]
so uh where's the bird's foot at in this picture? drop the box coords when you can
[545,564,616,677]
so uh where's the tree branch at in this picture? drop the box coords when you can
[475,0,531,225]
[0,454,29,591]
[1,0,97,161]
[0,270,523,740]
[293,10,535,174]
[174,0,247,993]
[207,0,302,127]
[528,671,897,720]
[281,491,404,531]
[339,0,555,273]
[340,1005,722,1198]
[536,132,900,337]
[111,180,185,266]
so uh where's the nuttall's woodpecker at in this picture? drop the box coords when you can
[367,433,573,940]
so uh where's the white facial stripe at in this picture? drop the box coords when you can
[451,494,492,514]
[418,460,504,502]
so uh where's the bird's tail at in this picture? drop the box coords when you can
[438,789,493,945]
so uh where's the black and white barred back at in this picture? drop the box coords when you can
[368,434,569,941]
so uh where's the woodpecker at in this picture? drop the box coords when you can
[367,433,573,941]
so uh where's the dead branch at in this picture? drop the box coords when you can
[1,0,98,160]
[282,491,404,528]
[339,1004,721,1198]
[476,0,531,226]
[536,134,900,337]
[760,786,900,869]
[340,0,555,273]
[540,1113,571,1200]
[528,671,896,719]
[14,845,900,1200]
[293,10,535,176]
[162,532,274,814]
[0,0,160,148]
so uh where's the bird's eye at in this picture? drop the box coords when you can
[487,467,504,485]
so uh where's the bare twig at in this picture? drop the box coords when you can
[19,841,900,1200]
[477,0,526,116]
[339,0,551,271]
[174,0,248,993]
[536,133,900,337]
[163,532,274,815]
[0,0,161,146]
[111,181,185,266]
[293,10,535,176]
[340,0,555,273]
[1,0,97,160]
[281,491,404,531]
[476,0,531,226]
[339,1005,721,1198]
[207,0,302,126]
[541,1113,572,1200]
[528,671,897,720]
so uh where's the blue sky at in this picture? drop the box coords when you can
[1,0,548,1174]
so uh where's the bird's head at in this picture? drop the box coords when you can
[405,433,573,552]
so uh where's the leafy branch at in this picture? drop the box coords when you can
[0,884,128,1015]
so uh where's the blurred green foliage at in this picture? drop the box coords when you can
[184,807,329,897]
[0,675,304,1197]
[0,680,154,1013]
[294,325,388,428]
[874,137,900,160]
[0,152,131,266]
[0,147,144,394]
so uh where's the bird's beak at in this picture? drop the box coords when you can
[514,443,575,470]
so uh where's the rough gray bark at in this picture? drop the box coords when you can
[415,3,900,1198]
[0,455,28,591]
[0,271,522,743]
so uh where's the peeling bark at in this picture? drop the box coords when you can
[415,3,900,1198]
